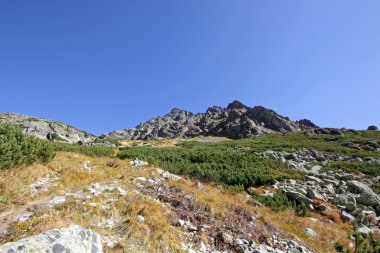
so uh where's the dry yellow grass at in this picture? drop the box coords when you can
[167,178,353,253]
[0,151,354,252]
[0,152,185,252]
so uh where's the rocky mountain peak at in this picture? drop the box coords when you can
[107,101,317,140]
[167,108,192,116]
[226,100,247,110]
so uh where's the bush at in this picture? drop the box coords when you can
[335,223,380,253]
[0,123,55,169]
[118,145,301,189]
[51,142,115,157]
[325,161,380,177]
[252,192,296,212]
[252,192,309,216]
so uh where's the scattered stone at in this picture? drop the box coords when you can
[82,160,93,173]
[117,187,127,196]
[219,232,233,245]
[137,215,145,223]
[130,158,149,166]
[17,212,33,222]
[30,176,59,197]
[304,228,318,238]
[49,196,67,207]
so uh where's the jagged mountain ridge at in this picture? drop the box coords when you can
[107,100,317,140]
[0,113,95,143]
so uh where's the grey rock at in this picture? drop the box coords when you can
[306,187,325,201]
[0,225,103,252]
[219,232,233,244]
[342,173,355,181]
[304,228,318,237]
[0,113,95,143]
[341,211,355,222]
[368,125,378,131]
[357,226,373,237]
[106,101,311,140]
[304,175,323,184]
[332,195,348,206]
[347,180,380,207]
[284,191,313,206]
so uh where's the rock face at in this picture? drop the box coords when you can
[107,101,317,140]
[0,113,95,143]
[0,225,103,253]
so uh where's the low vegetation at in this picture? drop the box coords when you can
[325,161,380,177]
[252,192,308,216]
[335,224,380,253]
[118,144,302,189]
[236,130,380,157]
[51,142,115,157]
[0,123,54,169]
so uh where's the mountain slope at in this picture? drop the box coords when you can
[0,113,95,143]
[107,100,317,140]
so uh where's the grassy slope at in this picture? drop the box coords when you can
[117,130,380,189]
[0,152,352,253]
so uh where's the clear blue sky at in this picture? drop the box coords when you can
[1,1,379,134]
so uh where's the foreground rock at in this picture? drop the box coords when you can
[0,225,103,253]
[107,100,317,140]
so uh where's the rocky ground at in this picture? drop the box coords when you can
[257,149,380,237]
[0,151,357,253]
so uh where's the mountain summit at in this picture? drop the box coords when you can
[107,101,317,140]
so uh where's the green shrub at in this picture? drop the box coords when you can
[0,123,55,169]
[118,145,301,188]
[252,192,309,216]
[335,223,380,253]
[52,142,115,157]
[325,161,380,177]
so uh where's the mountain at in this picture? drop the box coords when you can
[0,113,95,143]
[107,100,317,140]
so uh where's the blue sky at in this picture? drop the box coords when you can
[1,1,379,134]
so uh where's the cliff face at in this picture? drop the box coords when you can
[107,101,316,140]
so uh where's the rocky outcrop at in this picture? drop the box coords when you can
[368,125,378,131]
[259,149,380,233]
[0,113,95,143]
[107,101,317,140]
[0,225,103,253]
[342,141,380,152]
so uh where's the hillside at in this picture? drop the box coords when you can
[1,123,380,252]
[0,113,95,144]
[107,101,318,140]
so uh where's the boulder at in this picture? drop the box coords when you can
[341,211,355,222]
[304,228,318,237]
[304,175,323,184]
[284,191,313,206]
[306,187,325,201]
[357,226,373,237]
[0,225,103,253]
[347,180,380,207]
[367,125,378,131]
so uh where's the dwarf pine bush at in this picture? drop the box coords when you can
[0,123,55,169]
